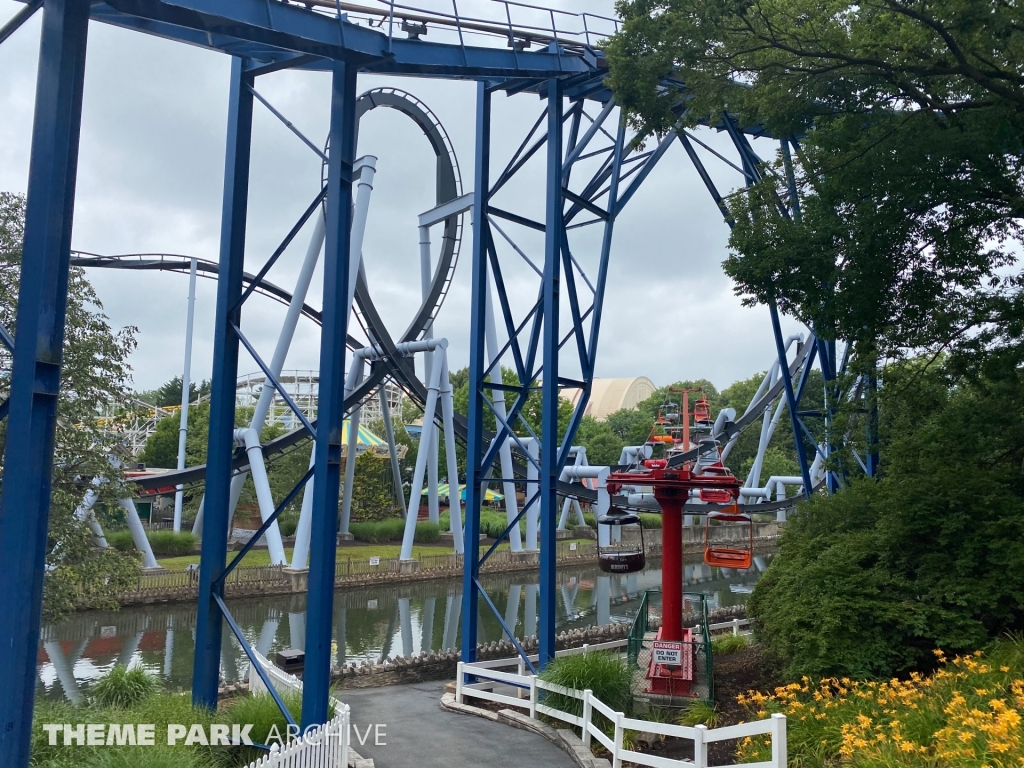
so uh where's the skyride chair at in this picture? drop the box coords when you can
[703,505,754,570]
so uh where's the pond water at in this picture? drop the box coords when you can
[36,554,772,702]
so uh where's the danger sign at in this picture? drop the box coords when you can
[652,641,683,666]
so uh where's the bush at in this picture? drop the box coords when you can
[348,518,439,543]
[227,692,335,765]
[676,700,721,728]
[538,651,633,724]
[104,530,196,556]
[711,634,749,655]
[91,665,158,708]
[277,510,299,538]
[750,364,1024,680]
[106,530,134,552]
[146,530,197,556]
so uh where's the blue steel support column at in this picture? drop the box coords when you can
[769,304,814,497]
[192,56,254,710]
[538,78,563,668]
[0,0,89,759]
[302,59,356,727]
[461,81,491,664]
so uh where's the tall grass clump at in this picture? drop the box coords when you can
[91,665,158,708]
[538,651,633,725]
[349,518,405,543]
[146,531,197,556]
[227,692,335,765]
[105,530,196,556]
[736,636,1024,768]
[711,634,749,655]
[348,518,439,543]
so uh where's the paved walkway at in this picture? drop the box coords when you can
[341,681,576,768]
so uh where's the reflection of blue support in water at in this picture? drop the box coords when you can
[289,612,305,652]
[421,598,435,654]
[626,574,638,599]
[43,639,87,705]
[560,583,579,618]
[336,608,347,666]
[524,584,538,639]
[442,595,461,651]
[164,625,174,678]
[221,630,239,681]
[504,585,522,636]
[118,632,144,669]
[596,576,610,627]
[400,598,413,658]
[256,618,279,658]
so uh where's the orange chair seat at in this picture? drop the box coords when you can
[704,546,753,569]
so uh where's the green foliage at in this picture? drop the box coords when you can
[348,519,439,544]
[0,193,140,620]
[91,665,158,709]
[145,531,197,556]
[32,691,224,768]
[226,692,336,765]
[106,530,134,552]
[676,700,721,728]
[710,634,749,655]
[606,0,1024,366]
[277,510,299,538]
[135,376,210,409]
[538,651,634,723]
[749,359,1024,680]
[105,530,196,556]
[345,449,398,520]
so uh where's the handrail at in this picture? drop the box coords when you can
[456,657,787,768]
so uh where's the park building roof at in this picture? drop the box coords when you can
[561,377,657,421]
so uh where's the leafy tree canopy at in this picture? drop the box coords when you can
[0,192,140,618]
[605,0,1024,366]
[749,356,1024,679]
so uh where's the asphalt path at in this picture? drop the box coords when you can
[341,680,576,768]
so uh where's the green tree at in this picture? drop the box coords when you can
[748,357,1024,680]
[0,192,140,618]
[136,376,210,408]
[606,0,1024,366]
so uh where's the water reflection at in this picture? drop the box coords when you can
[36,555,771,701]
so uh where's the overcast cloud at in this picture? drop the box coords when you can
[0,0,806,396]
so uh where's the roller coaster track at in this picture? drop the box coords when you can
[76,247,811,515]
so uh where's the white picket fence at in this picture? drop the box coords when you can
[244,649,350,768]
[709,617,752,636]
[456,656,786,768]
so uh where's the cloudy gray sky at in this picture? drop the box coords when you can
[0,0,807,397]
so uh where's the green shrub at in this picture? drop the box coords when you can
[349,519,404,543]
[227,692,335,765]
[277,510,299,538]
[538,651,633,724]
[349,518,438,543]
[711,634,750,655]
[106,529,134,552]
[146,530,197,556]
[414,521,440,543]
[638,513,662,529]
[91,665,158,708]
[676,700,720,728]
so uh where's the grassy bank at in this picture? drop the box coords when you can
[736,637,1024,768]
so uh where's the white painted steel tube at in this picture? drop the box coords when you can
[120,497,159,569]
[339,355,367,536]
[440,353,465,553]
[400,344,447,561]
[234,428,288,565]
[173,256,197,533]
[483,278,522,551]
[379,385,407,518]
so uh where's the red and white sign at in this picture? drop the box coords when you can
[652,641,683,666]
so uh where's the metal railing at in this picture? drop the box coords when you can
[287,0,621,55]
